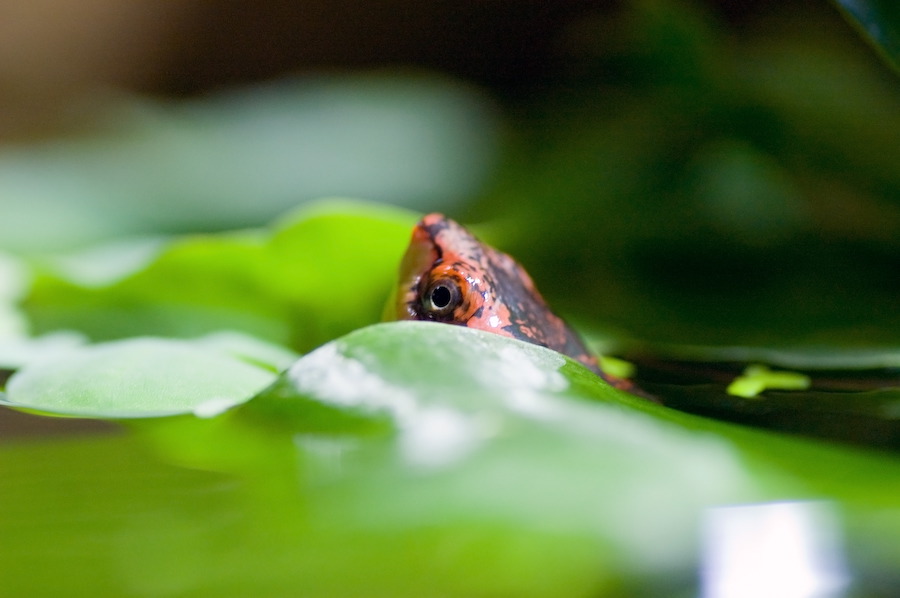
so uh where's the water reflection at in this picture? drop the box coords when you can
[701,500,849,598]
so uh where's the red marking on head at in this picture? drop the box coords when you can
[389,223,434,320]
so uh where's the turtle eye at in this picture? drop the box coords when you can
[422,278,463,316]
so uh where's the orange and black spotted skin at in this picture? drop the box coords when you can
[391,213,636,391]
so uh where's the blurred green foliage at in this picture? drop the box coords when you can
[834,0,900,71]
[0,75,496,251]
[474,0,900,346]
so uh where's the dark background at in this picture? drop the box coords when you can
[0,0,851,137]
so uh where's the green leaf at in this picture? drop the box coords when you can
[242,323,900,591]
[833,0,900,71]
[726,364,811,398]
[3,337,275,417]
[243,322,900,502]
[24,200,417,352]
[192,330,298,372]
[3,322,900,594]
[265,201,418,351]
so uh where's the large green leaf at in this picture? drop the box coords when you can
[24,200,416,352]
[3,321,900,595]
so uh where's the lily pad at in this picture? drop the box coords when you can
[4,337,275,417]
[236,322,900,590]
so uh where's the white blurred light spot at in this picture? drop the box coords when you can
[289,341,488,469]
[701,501,850,598]
[400,407,481,468]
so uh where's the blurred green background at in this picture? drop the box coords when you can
[1,0,897,349]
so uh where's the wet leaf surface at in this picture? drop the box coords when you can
[5,322,900,595]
